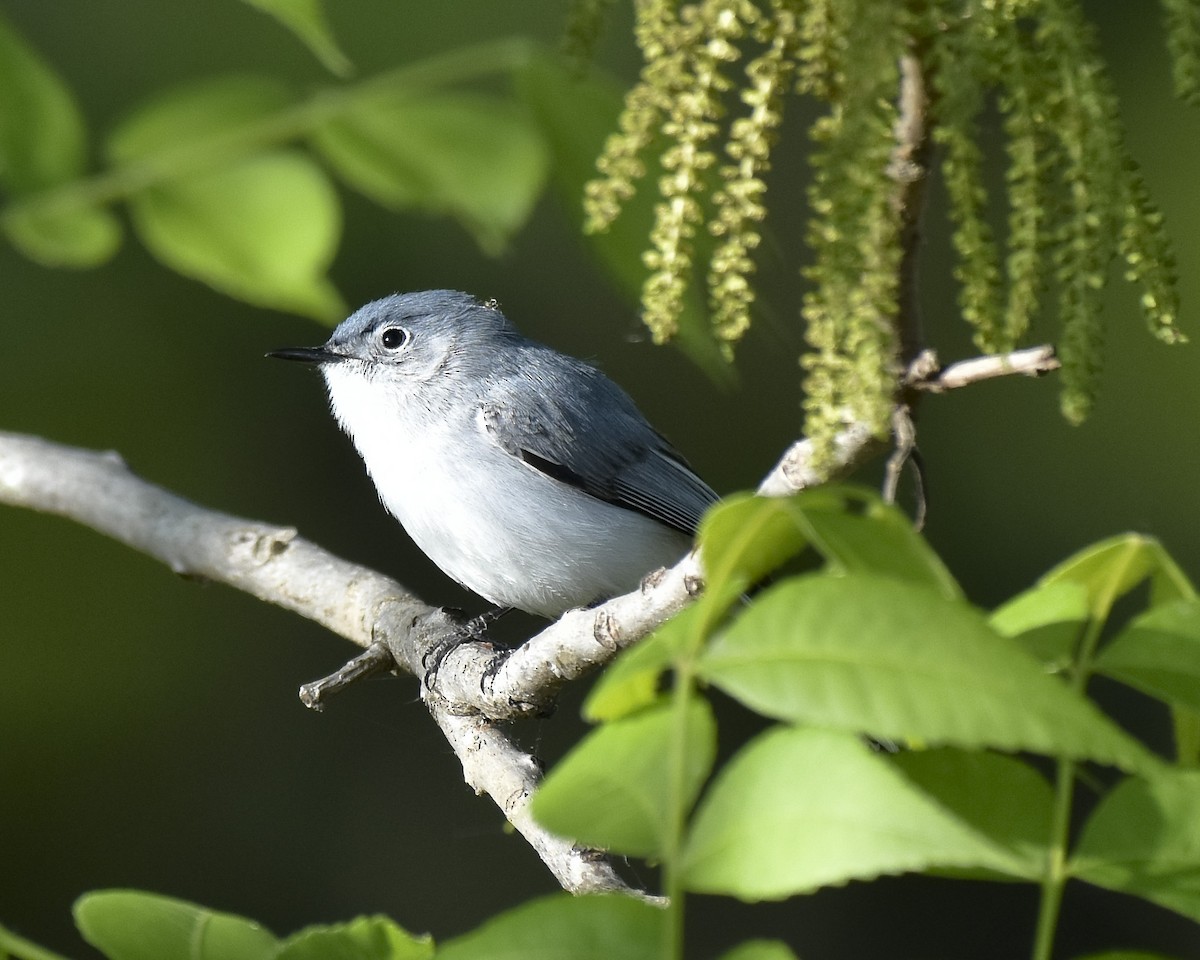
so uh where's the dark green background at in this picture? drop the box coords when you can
[2,2,1199,957]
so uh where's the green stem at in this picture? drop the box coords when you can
[1030,582,1113,960]
[0,923,76,960]
[661,667,692,960]
[660,598,723,960]
[1031,756,1074,960]
[2,36,535,218]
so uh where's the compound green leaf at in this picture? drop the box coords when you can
[889,748,1053,879]
[697,492,809,608]
[3,199,121,267]
[583,603,700,722]
[313,93,548,254]
[990,579,1089,668]
[1096,600,1200,711]
[74,890,277,960]
[533,697,716,858]
[277,916,432,960]
[682,727,1027,899]
[128,150,343,321]
[699,573,1155,772]
[715,941,800,960]
[108,75,293,165]
[238,0,351,76]
[436,894,663,960]
[1072,769,1200,922]
[0,11,86,191]
[791,488,960,598]
[1040,535,1197,618]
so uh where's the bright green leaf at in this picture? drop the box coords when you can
[277,916,432,960]
[790,487,960,598]
[1072,768,1200,923]
[533,697,716,858]
[990,579,1089,668]
[313,93,548,255]
[74,890,278,960]
[436,893,664,960]
[698,492,809,608]
[128,150,344,321]
[715,940,800,960]
[683,727,1028,899]
[890,749,1053,879]
[699,573,1155,772]
[583,603,701,722]
[515,53,734,386]
[108,75,294,164]
[1040,535,1196,619]
[1096,600,1200,711]
[238,0,352,76]
[1175,708,1200,768]
[0,11,86,191]
[3,199,121,267]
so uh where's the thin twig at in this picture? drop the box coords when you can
[910,344,1061,391]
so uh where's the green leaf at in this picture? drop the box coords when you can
[990,580,1089,668]
[1040,534,1197,618]
[697,492,809,607]
[277,916,432,960]
[1096,600,1200,711]
[3,199,121,267]
[889,749,1053,879]
[108,75,294,165]
[0,11,86,191]
[312,93,548,255]
[715,941,800,960]
[682,727,1028,899]
[128,150,344,321]
[583,604,701,722]
[698,573,1155,772]
[791,487,960,598]
[1072,768,1200,923]
[515,53,734,386]
[1175,708,1200,768]
[74,890,278,960]
[238,0,352,76]
[435,893,664,960]
[533,697,716,857]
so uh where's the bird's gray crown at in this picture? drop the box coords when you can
[327,290,516,360]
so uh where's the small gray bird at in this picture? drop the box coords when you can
[270,290,719,619]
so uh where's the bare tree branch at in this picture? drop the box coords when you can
[0,430,626,895]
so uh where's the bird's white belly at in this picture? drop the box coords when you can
[334,390,690,616]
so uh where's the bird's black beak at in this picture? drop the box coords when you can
[266,346,344,364]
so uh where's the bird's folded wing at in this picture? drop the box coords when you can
[480,367,718,536]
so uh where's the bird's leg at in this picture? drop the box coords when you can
[422,606,514,692]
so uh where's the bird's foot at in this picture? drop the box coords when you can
[421,606,513,693]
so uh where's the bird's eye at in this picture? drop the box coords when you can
[380,327,409,350]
